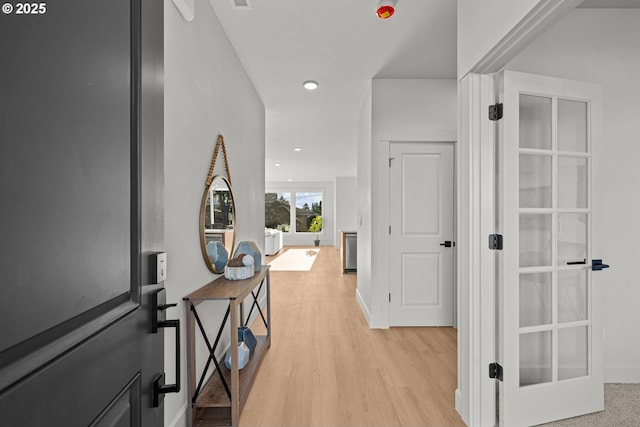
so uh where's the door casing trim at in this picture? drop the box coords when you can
[370,133,457,330]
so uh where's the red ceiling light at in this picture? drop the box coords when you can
[376,0,398,19]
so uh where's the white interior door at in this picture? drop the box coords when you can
[389,142,454,326]
[497,70,604,426]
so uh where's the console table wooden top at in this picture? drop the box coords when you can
[183,265,270,302]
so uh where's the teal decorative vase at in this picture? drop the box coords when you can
[207,241,228,273]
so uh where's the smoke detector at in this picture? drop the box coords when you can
[376,0,398,19]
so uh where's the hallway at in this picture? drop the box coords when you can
[241,246,464,426]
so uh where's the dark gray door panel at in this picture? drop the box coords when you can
[0,0,165,424]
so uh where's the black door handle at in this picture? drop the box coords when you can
[592,259,610,271]
[158,303,177,310]
[440,241,455,248]
[151,289,181,407]
[152,318,180,406]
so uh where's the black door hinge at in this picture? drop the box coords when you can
[489,363,503,381]
[489,103,503,121]
[488,234,503,250]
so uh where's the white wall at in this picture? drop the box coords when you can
[506,9,640,382]
[372,79,458,142]
[164,0,266,425]
[357,79,457,328]
[457,0,539,77]
[457,0,582,78]
[356,86,373,322]
[265,181,335,247]
[335,177,358,248]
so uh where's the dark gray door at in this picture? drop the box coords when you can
[0,0,166,425]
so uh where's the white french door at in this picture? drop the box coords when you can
[496,70,604,426]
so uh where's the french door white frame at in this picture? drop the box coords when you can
[455,2,584,426]
[456,73,497,427]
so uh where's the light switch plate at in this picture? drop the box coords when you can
[154,252,167,284]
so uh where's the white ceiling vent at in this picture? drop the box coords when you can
[231,0,253,10]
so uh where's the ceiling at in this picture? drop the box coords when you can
[210,0,457,183]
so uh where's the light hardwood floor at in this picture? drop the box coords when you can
[242,246,465,427]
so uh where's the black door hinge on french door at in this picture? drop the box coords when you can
[488,234,503,250]
[489,103,503,121]
[489,363,503,381]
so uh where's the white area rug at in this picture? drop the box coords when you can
[268,248,320,271]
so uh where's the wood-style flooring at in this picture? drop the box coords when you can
[242,246,465,427]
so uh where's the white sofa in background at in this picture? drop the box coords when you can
[265,228,283,255]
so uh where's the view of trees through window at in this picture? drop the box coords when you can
[265,191,322,233]
[265,192,291,231]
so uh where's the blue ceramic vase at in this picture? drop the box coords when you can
[206,241,228,273]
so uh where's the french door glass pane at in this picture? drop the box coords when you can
[558,270,588,323]
[520,154,552,208]
[558,326,589,381]
[557,213,588,266]
[520,331,552,387]
[520,95,552,150]
[558,100,588,153]
[520,272,552,327]
[520,214,552,268]
[558,157,588,209]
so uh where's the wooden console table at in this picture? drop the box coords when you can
[184,266,271,427]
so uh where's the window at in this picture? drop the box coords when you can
[265,191,322,233]
[294,192,322,233]
[265,192,291,231]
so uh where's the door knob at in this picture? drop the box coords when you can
[440,241,455,248]
[592,259,610,271]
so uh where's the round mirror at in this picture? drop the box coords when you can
[199,175,236,274]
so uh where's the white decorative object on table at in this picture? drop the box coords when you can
[224,254,255,280]
[224,341,250,370]
[242,255,254,267]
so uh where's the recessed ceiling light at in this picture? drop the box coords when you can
[274,163,281,167]
[302,80,319,90]
[293,146,302,152]
[288,179,293,182]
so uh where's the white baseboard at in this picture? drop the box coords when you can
[455,388,463,418]
[605,366,640,383]
[167,401,188,427]
[355,288,371,325]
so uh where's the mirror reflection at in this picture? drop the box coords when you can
[199,175,235,273]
